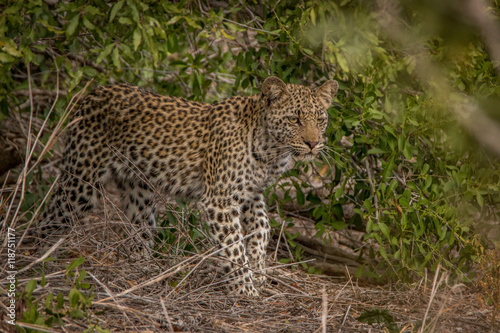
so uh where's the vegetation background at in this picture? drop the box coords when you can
[1,0,500,332]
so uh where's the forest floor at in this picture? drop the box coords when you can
[2,214,498,333]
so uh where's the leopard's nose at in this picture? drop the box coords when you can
[305,141,318,149]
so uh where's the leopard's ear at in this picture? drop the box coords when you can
[316,80,339,109]
[261,76,288,103]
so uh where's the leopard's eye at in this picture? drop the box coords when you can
[287,116,300,124]
[317,117,327,125]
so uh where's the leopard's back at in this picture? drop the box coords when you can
[64,83,212,200]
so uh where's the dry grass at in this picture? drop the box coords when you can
[3,229,498,332]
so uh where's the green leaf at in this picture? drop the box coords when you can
[306,192,322,205]
[25,303,37,322]
[133,27,142,51]
[126,0,140,23]
[69,309,85,319]
[424,175,433,190]
[378,223,390,240]
[336,52,349,73]
[303,48,314,56]
[96,43,115,64]
[221,29,235,40]
[368,147,387,155]
[56,293,65,310]
[383,124,396,137]
[76,269,88,284]
[378,246,389,262]
[294,182,305,206]
[476,193,484,207]
[25,279,37,297]
[66,14,80,39]
[402,142,412,160]
[34,317,45,326]
[83,17,96,30]
[363,198,372,211]
[310,7,316,25]
[112,46,121,69]
[68,288,80,307]
[2,42,23,57]
[422,163,430,174]
[82,5,101,15]
[330,219,346,230]
[357,307,395,325]
[121,43,132,58]
[382,154,395,181]
[223,21,243,32]
[79,282,91,289]
[3,6,21,15]
[443,180,455,192]
[366,218,374,232]
[41,271,46,287]
[407,181,418,191]
[45,293,54,310]
[184,16,201,29]
[65,257,85,274]
[68,68,83,92]
[0,52,15,63]
[118,17,134,25]
[166,16,182,25]
[110,0,124,21]
[38,20,64,34]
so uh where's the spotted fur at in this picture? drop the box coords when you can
[39,77,338,296]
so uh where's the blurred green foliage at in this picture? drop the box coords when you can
[2,0,500,282]
[19,258,109,332]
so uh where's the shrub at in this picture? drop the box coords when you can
[2,0,499,283]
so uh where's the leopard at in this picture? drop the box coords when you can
[37,76,339,296]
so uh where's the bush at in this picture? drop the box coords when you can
[2,0,499,283]
[17,258,109,332]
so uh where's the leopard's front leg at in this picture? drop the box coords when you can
[201,200,259,296]
[240,194,270,287]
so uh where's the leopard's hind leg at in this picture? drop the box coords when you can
[37,167,100,242]
[115,178,157,257]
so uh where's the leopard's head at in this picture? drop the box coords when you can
[261,76,338,160]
